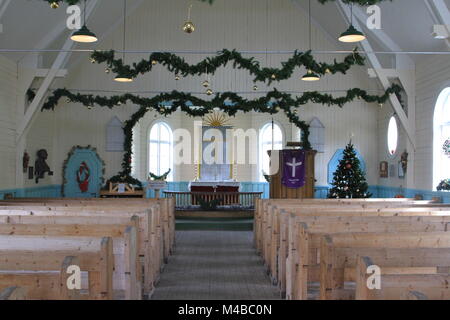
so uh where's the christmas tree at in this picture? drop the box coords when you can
[328,141,372,199]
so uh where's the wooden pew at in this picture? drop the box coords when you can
[356,256,450,300]
[0,236,113,299]
[0,256,80,300]
[257,200,446,258]
[320,232,450,300]
[254,197,436,249]
[0,287,27,300]
[0,198,174,261]
[0,197,175,260]
[284,215,450,300]
[0,208,159,295]
[265,203,450,269]
[267,205,450,289]
[0,224,140,300]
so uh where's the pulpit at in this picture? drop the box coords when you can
[268,149,317,199]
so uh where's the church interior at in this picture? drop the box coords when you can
[1,0,450,303]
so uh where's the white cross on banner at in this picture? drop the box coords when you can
[286,158,303,177]
[282,150,306,188]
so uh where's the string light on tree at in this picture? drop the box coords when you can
[328,141,372,199]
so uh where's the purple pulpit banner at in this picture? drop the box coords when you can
[282,150,306,188]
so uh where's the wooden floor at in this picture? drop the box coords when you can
[151,231,281,300]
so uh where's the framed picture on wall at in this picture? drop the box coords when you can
[398,160,405,178]
[380,161,388,178]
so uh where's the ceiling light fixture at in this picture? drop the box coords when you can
[71,0,98,43]
[339,4,366,43]
[115,0,133,83]
[302,0,320,82]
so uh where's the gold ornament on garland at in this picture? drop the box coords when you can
[182,5,195,34]
[206,88,213,96]
[175,75,181,81]
[202,80,210,88]
[253,85,258,91]
[50,1,59,8]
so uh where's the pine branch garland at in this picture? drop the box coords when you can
[90,49,365,84]
[41,84,401,182]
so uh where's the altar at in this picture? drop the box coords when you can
[189,181,240,193]
[189,181,240,205]
[187,117,243,205]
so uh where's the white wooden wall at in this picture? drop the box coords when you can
[0,55,18,189]
[376,54,450,192]
[19,0,382,188]
[415,55,450,190]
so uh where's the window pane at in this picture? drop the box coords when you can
[149,125,158,141]
[260,122,283,181]
[148,122,173,180]
[387,116,398,156]
[159,124,170,142]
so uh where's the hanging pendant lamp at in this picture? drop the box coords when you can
[339,4,366,43]
[115,0,133,83]
[302,0,320,82]
[71,0,98,43]
[302,70,320,81]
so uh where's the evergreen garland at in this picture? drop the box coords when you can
[328,141,372,199]
[41,84,401,183]
[149,169,171,181]
[90,49,365,84]
[437,179,450,191]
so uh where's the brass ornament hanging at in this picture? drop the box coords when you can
[182,5,195,34]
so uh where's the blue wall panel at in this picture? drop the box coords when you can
[3,183,450,202]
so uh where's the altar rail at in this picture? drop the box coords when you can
[163,191,263,209]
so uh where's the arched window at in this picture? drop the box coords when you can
[433,88,450,189]
[259,122,283,182]
[387,116,398,156]
[149,122,173,181]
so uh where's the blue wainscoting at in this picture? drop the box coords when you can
[0,185,62,200]
[3,183,450,202]
[375,186,450,203]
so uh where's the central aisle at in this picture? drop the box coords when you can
[151,231,281,300]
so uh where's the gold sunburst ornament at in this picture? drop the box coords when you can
[203,111,231,127]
